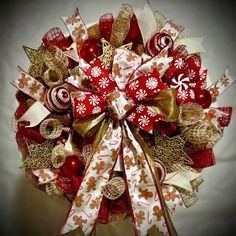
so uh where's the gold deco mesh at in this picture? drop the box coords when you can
[45,181,65,196]
[21,140,54,169]
[43,68,63,87]
[51,144,66,168]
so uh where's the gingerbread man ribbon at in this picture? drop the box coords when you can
[61,47,180,236]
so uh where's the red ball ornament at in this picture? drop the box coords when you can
[154,121,177,136]
[79,39,102,63]
[194,89,212,109]
[60,155,84,177]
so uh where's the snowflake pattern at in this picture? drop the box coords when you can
[136,89,147,101]
[174,57,184,69]
[92,106,102,114]
[89,95,100,106]
[129,80,139,90]
[177,90,188,100]
[127,112,136,122]
[91,66,102,77]
[76,93,86,101]
[146,77,158,90]
[187,69,196,80]
[98,77,109,89]
[189,89,195,99]
[193,56,201,67]
[138,115,150,127]
[147,109,156,117]
[136,104,145,113]
[76,103,86,114]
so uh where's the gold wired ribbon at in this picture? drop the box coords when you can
[144,88,179,122]
[70,89,179,235]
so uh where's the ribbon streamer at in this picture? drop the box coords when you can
[207,69,236,102]
[11,67,47,103]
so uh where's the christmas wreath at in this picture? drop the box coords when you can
[11,3,235,236]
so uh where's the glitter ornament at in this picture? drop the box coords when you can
[79,39,102,63]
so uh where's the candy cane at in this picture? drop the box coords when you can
[147,211,152,224]
[137,201,150,207]
[97,154,110,160]
[117,51,124,60]
[85,194,92,205]
[123,65,134,71]
[98,175,109,181]
[82,210,93,218]
[108,140,119,146]
[154,192,159,202]
[133,179,137,192]
[131,168,140,176]
[82,171,90,182]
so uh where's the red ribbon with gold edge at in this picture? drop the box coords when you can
[62,47,179,235]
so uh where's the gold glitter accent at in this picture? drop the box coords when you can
[87,23,101,42]
[151,132,193,173]
[99,38,132,69]
[109,4,134,48]
[178,102,204,126]
[43,45,69,79]
[21,140,54,169]
[43,68,63,87]
[51,144,66,168]
[23,45,46,78]
[45,181,64,196]
[39,118,63,140]
[102,177,125,200]
[175,187,198,208]
[180,121,222,150]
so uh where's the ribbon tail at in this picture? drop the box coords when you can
[11,66,47,103]
[207,69,236,102]
[122,121,178,236]
[60,119,122,235]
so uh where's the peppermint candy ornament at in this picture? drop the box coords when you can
[169,73,190,91]
[44,86,70,113]
[146,33,173,57]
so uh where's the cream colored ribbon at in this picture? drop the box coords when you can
[133,3,157,45]
[17,101,50,127]
[164,170,201,192]
[175,37,205,54]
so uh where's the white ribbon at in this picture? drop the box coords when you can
[17,101,50,127]
[175,37,205,54]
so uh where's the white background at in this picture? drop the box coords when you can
[0,0,236,235]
